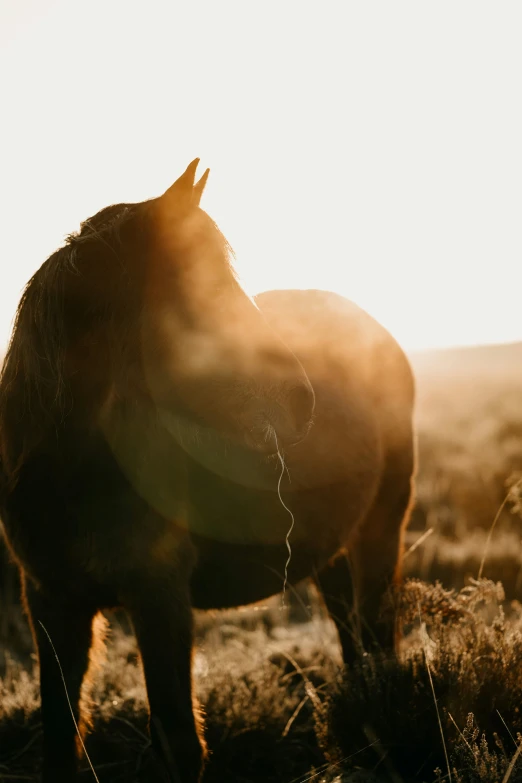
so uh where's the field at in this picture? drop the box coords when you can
[1,341,522,782]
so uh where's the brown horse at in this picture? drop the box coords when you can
[0,159,415,783]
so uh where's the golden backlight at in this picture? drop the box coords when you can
[1,1,521,355]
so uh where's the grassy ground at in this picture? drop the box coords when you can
[2,580,522,782]
[406,342,522,599]
[1,341,522,782]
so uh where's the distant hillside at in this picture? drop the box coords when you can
[409,340,522,440]
[409,340,522,382]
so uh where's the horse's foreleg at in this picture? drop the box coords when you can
[23,575,95,783]
[124,573,205,783]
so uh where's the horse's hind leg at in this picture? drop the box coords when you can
[22,575,96,783]
[314,459,414,664]
[313,551,357,663]
[123,565,205,783]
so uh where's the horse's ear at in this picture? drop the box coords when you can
[162,158,201,208]
[193,168,210,206]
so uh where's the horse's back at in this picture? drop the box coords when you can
[255,289,413,389]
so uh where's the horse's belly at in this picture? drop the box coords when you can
[188,477,378,610]
[190,539,319,610]
[189,465,379,609]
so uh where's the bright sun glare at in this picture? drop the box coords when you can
[1,1,521,354]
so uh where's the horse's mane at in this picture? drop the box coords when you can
[0,203,135,482]
[0,199,236,486]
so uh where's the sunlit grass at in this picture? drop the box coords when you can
[2,580,522,782]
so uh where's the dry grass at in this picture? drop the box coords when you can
[327,578,522,783]
[405,342,522,598]
[2,581,522,782]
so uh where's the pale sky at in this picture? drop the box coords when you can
[1,1,521,353]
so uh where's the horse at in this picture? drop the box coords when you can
[0,159,415,783]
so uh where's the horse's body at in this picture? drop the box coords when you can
[188,288,415,611]
[0,162,415,783]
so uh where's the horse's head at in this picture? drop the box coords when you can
[137,159,314,453]
[64,160,313,454]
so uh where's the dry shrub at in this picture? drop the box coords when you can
[326,578,522,782]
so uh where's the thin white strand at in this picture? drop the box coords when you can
[273,432,295,608]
